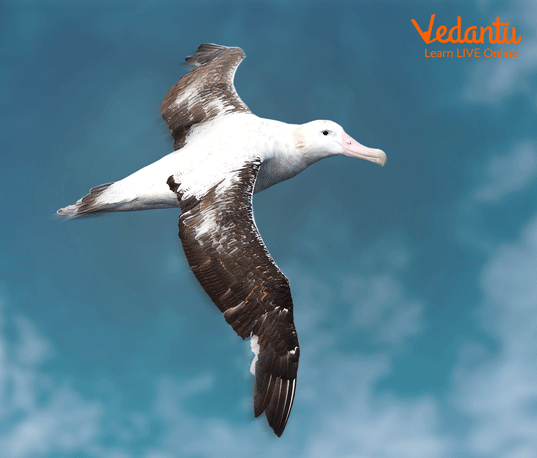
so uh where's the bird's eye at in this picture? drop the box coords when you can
[322,130,329,136]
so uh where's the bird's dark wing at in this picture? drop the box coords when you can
[161,44,251,151]
[170,159,299,437]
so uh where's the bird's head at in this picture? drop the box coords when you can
[293,120,386,166]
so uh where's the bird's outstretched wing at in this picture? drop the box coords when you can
[169,159,299,437]
[161,44,251,151]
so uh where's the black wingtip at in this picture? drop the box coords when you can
[254,371,297,437]
[266,377,296,437]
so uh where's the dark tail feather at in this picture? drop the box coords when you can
[56,183,115,219]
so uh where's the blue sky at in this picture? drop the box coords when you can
[1,1,536,457]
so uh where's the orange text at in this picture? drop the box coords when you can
[412,15,521,44]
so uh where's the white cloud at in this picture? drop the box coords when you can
[456,139,537,252]
[3,386,103,458]
[0,310,53,418]
[304,356,450,458]
[0,294,274,458]
[0,304,106,458]
[288,228,424,350]
[153,374,214,421]
[343,272,425,346]
[148,352,450,458]
[462,2,537,104]
[14,316,53,366]
[474,141,537,203]
[151,374,300,458]
[453,215,537,457]
[278,239,441,457]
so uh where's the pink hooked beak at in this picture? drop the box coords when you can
[339,131,387,166]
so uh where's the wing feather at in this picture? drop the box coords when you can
[161,44,251,150]
[173,159,299,437]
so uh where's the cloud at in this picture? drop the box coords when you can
[474,141,537,203]
[13,316,53,366]
[304,356,450,458]
[462,1,537,105]
[452,214,537,458]
[276,236,442,457]
[343,272,425,347]
[3,386,103,458]
[456,139,537,252]
[151,376,260,457]
[148,353,450,458]
[0,294,280,458]
[0,302,106,458]
[287,225,425,350]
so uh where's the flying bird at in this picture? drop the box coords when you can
[57,44,386,437]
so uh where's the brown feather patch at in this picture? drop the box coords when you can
[172,159,300,437]
[161,44,251,151]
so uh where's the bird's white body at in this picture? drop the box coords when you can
[168,114,307,198]
[64,114,315,217]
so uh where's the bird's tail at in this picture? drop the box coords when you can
[56,183,121,219]
[56,153,183,220]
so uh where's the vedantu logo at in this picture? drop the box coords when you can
[411,15,521,58]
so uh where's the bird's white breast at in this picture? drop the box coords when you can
[170,114,303,199]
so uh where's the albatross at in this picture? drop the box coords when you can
[57,44,386,437]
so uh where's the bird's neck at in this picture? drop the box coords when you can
[253,118,310,193]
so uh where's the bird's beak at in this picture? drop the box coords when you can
[339,131,387,166]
